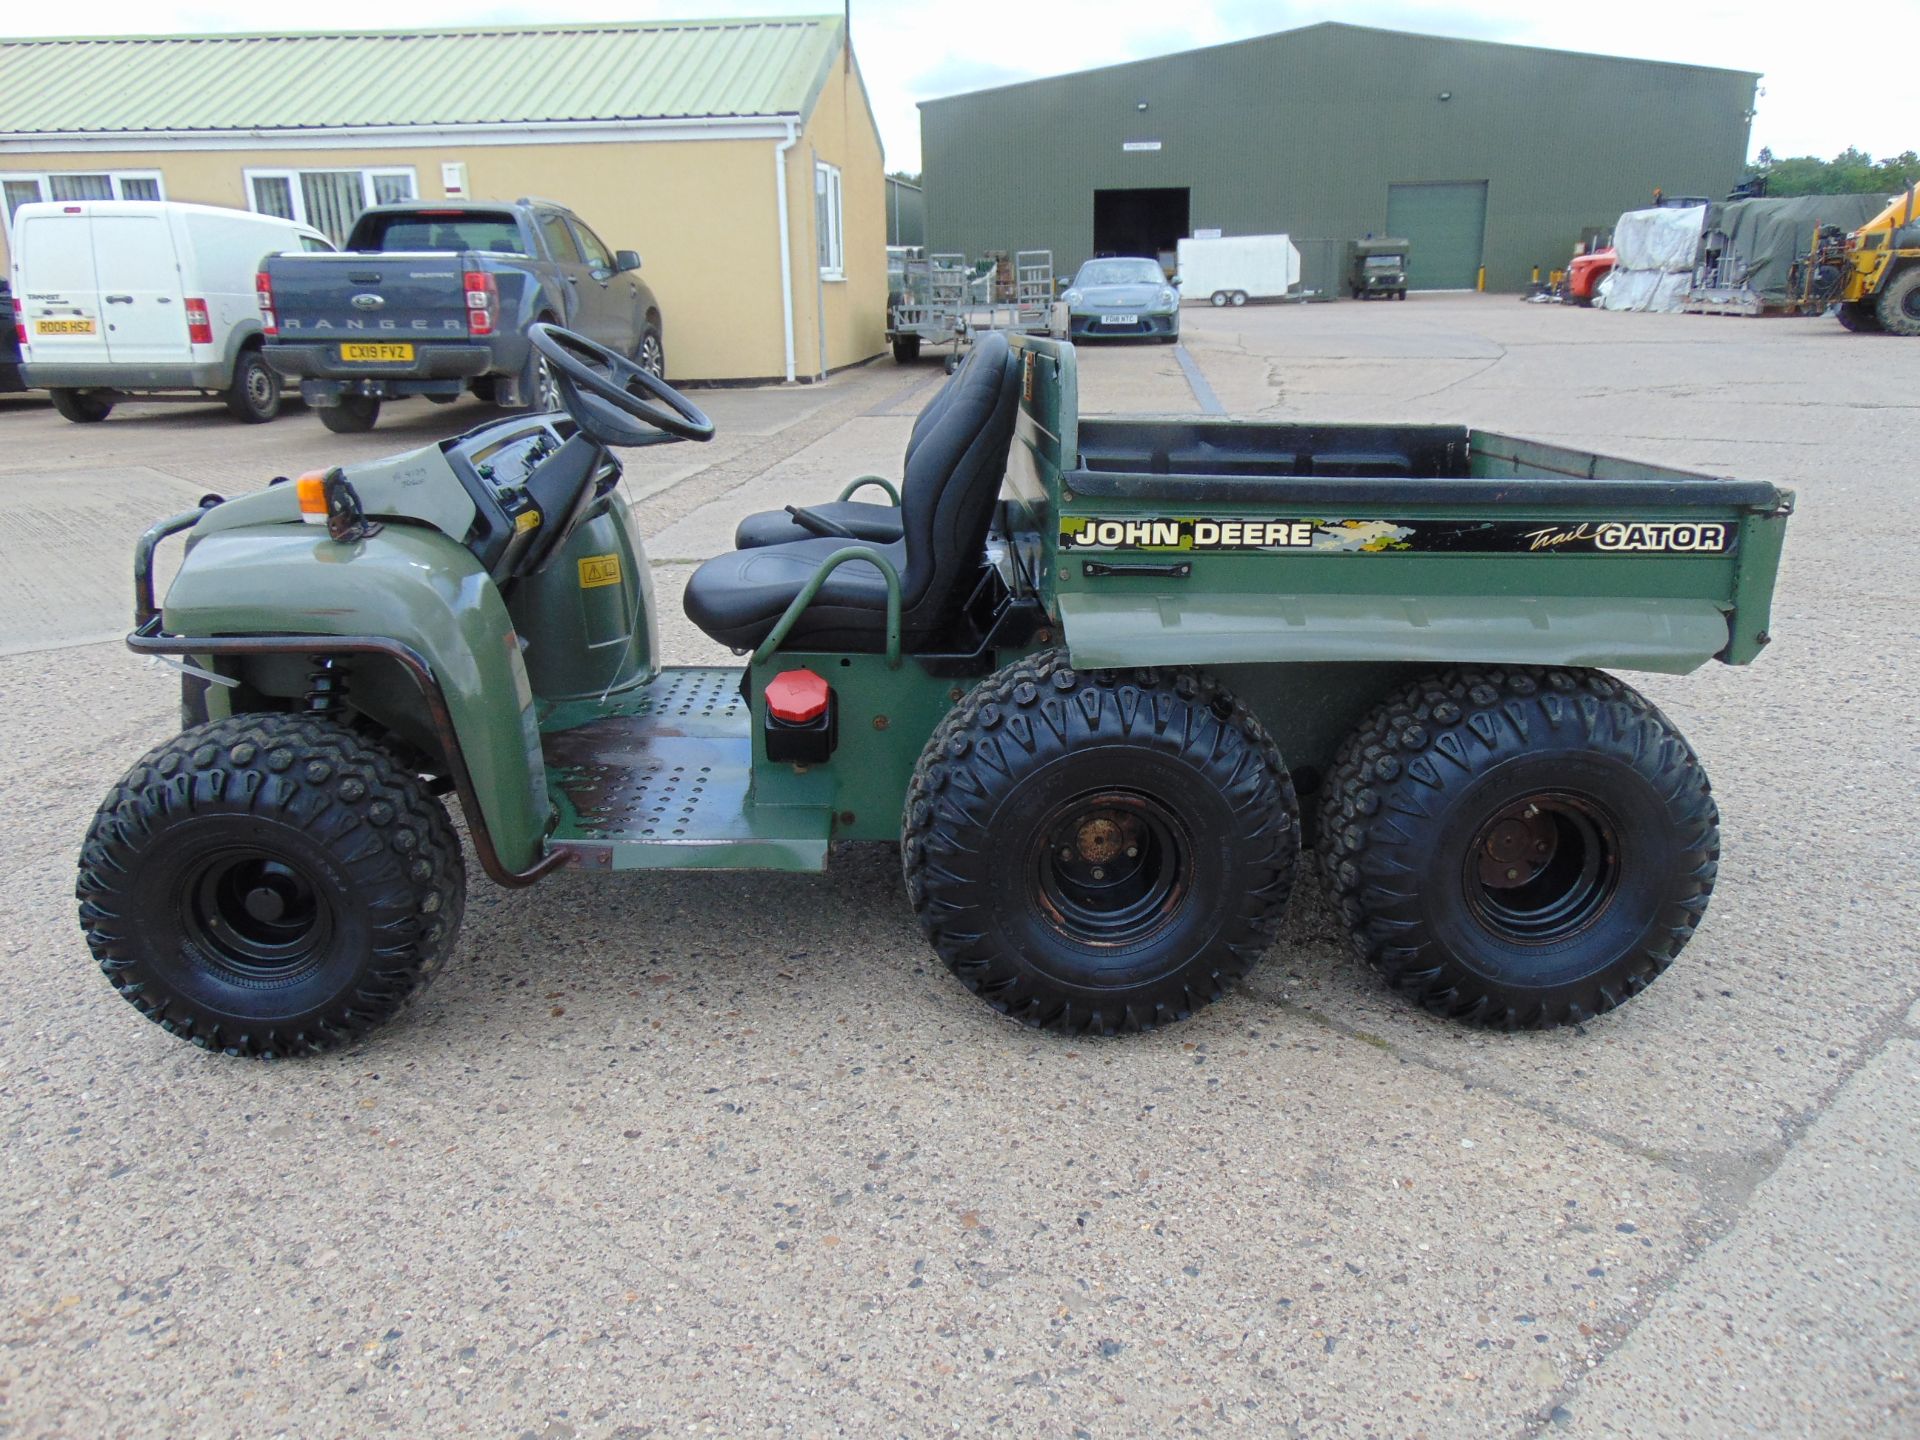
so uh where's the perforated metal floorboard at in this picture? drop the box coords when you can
[541,667,828,871]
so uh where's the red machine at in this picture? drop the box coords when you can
[1566,247,1616,306]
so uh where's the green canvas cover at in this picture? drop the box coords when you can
[1699,193,1888,302]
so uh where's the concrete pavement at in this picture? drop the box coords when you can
[0,296,1914,1438]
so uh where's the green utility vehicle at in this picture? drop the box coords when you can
[79,325,1791,1058]
[1347,237,1411,300]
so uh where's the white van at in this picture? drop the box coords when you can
[11,200,333,423]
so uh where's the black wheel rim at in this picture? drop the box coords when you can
[1030,789,1191,946]
[1903,287,1920,322]
[245,361,274,411]
[1463,792,1620,944]
[181,846,334,982]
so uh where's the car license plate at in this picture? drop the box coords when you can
[339,342,414,362]
[1099,313,1138,325]
[34,317,95,335]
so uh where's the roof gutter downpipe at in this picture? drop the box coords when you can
[775,117,799,383]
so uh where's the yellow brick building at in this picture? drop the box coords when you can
[0,17,887,382]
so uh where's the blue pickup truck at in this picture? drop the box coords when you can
[261,198,664,432]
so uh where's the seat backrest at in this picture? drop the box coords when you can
[901,344,975,465]
[897,331,1022,626]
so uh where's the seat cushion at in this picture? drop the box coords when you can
[682,537,909,652]
[731,500,905,550]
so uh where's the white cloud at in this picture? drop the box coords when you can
[5,0,1911,172]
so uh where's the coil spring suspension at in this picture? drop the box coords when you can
[305,657,347,715]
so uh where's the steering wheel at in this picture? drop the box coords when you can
[528,322,714,448]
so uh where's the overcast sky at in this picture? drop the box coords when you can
[9,1,1913,173]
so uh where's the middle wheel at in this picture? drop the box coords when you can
[904,651,1300,1035]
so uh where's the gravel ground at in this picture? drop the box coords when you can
[0,295,1914,1438]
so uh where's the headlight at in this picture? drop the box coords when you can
[1063,290,1082,306]
[1158,289,1176,308]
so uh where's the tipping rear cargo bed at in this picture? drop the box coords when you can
[1001,338,1793,675]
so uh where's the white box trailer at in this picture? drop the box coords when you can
[12,199,332,423]
[1174,234,1301,307]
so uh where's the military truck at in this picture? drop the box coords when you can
[1347,237,1411,300]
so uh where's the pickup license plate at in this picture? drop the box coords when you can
[339,342,414,362]
[1099,313,1138,325]
[34,317,95,335]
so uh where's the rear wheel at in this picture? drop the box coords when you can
[51,388,113,423]
[223,348,281,423]
[1230,290,1248,306]
[318,394,379,433]
[891,334,922,363]
[1317,667,1717,1029]
[1875,268,1920,335]
[904,651,1300,1035]
[635,324,666,380]
[76,713,465,1059]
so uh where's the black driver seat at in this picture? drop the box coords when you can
[682,331,1022,653]
[730,341,983,549]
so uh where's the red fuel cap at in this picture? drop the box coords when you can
[765,669,830,724]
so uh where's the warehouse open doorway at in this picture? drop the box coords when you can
[1093,187,1190,269]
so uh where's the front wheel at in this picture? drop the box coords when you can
[224,348,281,423]
[1210,290,1230,307]
[904,651,1300,1035]
[1230,290,1248,307]
[51,388,113,423]
[1317,667,1718,1029]
[76,714,466,1058]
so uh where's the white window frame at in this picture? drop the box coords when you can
[815,161,844,281]
[1,169,166,241]
[242,166,418,232]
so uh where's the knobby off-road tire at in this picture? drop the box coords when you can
[76,713,465,1058]
[1875,268,1920,336]
[1316,667,1717,1030]
[904,651,1300,1035]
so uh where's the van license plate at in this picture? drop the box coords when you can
[1099,313,1137,325]
[339,343,414,362]
[35,318,95,335]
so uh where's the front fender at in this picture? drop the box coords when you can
[163,521,552,875]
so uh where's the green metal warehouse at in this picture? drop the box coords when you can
[919,22,1758,293]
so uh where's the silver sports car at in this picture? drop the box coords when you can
[1061,257,1180,341]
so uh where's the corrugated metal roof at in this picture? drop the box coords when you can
[0,17,844,133]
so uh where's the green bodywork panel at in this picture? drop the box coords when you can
[1004,334,1792,678]
[165,514,553,873]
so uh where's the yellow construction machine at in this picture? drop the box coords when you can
[1829,181,1919,333]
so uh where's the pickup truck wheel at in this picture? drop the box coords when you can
[1317,667,1718,1030]
[223,349,281,423]
[50,389,113,423]
[635,326,666,379]
[318,395,379,433]
[904,651,1300,1035]
[76,713,465,1059]
[1875,268,1920,335]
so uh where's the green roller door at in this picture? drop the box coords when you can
[1387,181,1488,290]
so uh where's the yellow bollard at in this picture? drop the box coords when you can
[1477,265,1487,292]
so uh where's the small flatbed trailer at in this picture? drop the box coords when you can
[84,326,1791,1058]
